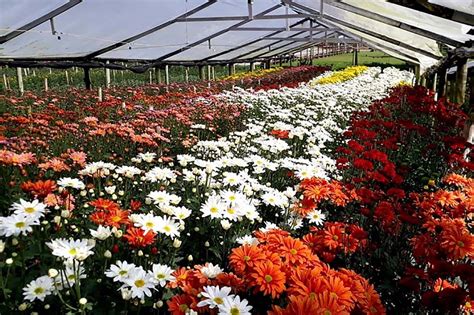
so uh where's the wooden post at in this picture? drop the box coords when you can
[65,70,70,85]
[199,65,205,81]
[84,67,91,90]
[165,65,170,85]
[432,72,438,100]
[98,87,103,102]
[32,69,36,77]
[185,67,189,83]
[17,67,24,95]
[2,74,8,90]
[44,78,49,91]
[157,68,162,84]
[105,61,111,88]
[437,67,447,98]
[149,71,153,84]
[228,63,234,76]
[455,57,468,104]
[207,65,211,80]
[414,65,420,85]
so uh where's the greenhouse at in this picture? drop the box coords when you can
[0,0,473,314]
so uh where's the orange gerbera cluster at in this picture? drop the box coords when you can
[295,178,357,216]
[89,198,130,227]
[228,229,384,314]
[302,222,368,262]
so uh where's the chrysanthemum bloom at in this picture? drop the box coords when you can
[89,198,120,212]
[105,208,130,227]
[21,180,57,198]
[167,294,198,315]
[123,227,156,248]
[439,223,474,260]
[229,245,266,275]
[269,235,313,265]
[250,261,286,298]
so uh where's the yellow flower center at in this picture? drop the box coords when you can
[210,207,219,213]
[119,270,128,276]
[290,249,297,255]
[179,304,188,311]
[227,208,235,214]
[145,222,154,228]
[24,207,36,214]
[230,307,241,315]
[15,222,26,228]
[213,297,224,305]
[157,274,165,279]
[34,287,45,295]
[164,226,171,232]
[332,235,338,241]
[323,310,332,315]
[69,248,77,256]
[265,275,273,283]
[457,241,465,247]
[229,195,236,201]
[134,279,145,288]
[243,255,251,262]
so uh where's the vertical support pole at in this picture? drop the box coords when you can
[185,67,189,83]
[437,67,447,98]
[98,87,103,102]
[105,61,111,88]
[354,44,359,65]
[44,78,49,91]
[3,74,8,90]
[265,59,271,69]
[414,65,420,85]
[149,71,153,84]
[207,65,211,80]
[65,70,69,85]
[455,57,468,104]
[228,63,234,76]
[84,67,91,90]
[17,67,24,95]
[211,66,215,80]
[157,68,162,84]
[432,72,438,100]
[469,75,474,109]
[165,65,170,85]
[199,65,205,81]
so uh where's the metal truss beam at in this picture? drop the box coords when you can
[325,0,463,46]
[175,14,311,22]
[232,27,339,32]
[283,0,442,60]
[0,0,82,44]
[153,4,283,62]
[85,0,217,58]
[201,18,310,61]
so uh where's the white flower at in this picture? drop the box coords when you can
[156,216,180,239]
[0,213,39,237]
[138,152,156,163]
[23,276,53,302]
[122,269,155,299]
[104,185,116,195]
[222,172,243,186]
[46,238,95,261]
[218,295,252,315]
[236,235,259,246]
[11,199,47,220]
[306,209,326,226]
[105,261,137,282]
[57,177,85,190]
[89,225,112,240]
[220,219,232,230]
[150,264,175,287]
[171,206,192,221]
[115,166,142,178]
[200,195,226,219]
[133,213,162,234]
[197,286,233,309]
[200,263,223,279]
[148,191,174,206]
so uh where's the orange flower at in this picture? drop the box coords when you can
[323,276,353,310]
[315,291,350,315]
[271,235,314,265]
[89,198,120,211]
[320,224,344,250]
[269,295,321,315]
[123,227,156,247]
[167,294,197,315]
[250,261,286,298]
[229,245,266,275]
[439,221,474,260]
[21,180,57,198]
[105,208,130,227]
[288,267,325,298]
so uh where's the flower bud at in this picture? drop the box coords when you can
[48,268,59,278]
[173,239,182,248]
[104,250,112,258]
[6,258,13,265]
[79,298,87,305]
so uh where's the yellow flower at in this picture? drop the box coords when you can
[310,66,368,86]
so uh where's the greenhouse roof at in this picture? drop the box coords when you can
[0,0,473,72]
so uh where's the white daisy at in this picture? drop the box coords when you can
[200,263,223,279]
[46,238,95,261]
[22,276,54,302]
[122,269,156,299]
[197,286,233,309]
[89,225,112,240]
[156,216,180,239]
[150,264,175,287]
[57,177,85,190]
[306,209,326,226]
[11,199,47,220]
[218,295,252,315]
[0,213,38,237]
[105,261,137,282]
[200,195,225,219]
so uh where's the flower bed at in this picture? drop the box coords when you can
[0,67,424,314]
[309,66,368,85]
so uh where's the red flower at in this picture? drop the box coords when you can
[123,227,156,248]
